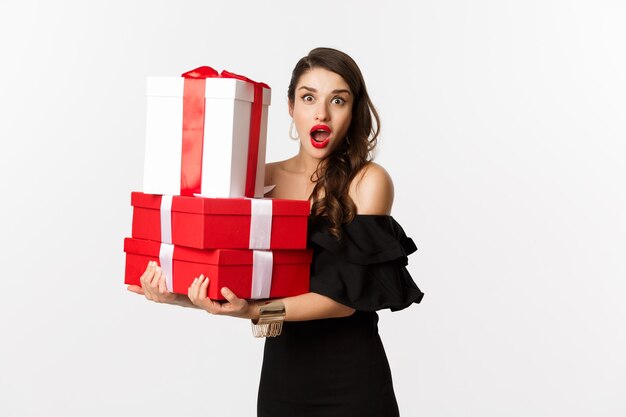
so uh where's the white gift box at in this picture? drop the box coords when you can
[143,72,271,198]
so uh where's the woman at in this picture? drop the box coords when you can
[129,47,423,416]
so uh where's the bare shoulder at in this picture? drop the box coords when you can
[264,160,287,186]
[350,162,394,215]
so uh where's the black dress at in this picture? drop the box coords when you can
[258,215,424,417]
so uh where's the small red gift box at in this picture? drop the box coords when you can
[124,237,312,300]
[131,192,310,250]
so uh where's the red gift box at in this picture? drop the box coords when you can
[124,237,312,300]
[131,192,310,250]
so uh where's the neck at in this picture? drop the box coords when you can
[291,146,323,177]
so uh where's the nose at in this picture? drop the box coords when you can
[315,103,329,122]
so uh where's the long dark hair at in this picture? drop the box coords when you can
[288,47,381,238]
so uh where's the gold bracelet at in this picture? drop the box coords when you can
[251,301,285,338]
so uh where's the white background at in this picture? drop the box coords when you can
[1,1,624,416]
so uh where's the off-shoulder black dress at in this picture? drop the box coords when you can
[257,216,424,417]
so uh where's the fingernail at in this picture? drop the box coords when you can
[221,287,229,295]
[156,266,161,272]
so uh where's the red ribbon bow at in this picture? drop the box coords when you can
[181,66,219,79]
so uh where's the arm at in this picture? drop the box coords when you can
[129,262,354,320]
[279,164,395,319]
[187,275,354,321]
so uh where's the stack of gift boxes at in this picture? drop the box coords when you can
[123,66,312,301]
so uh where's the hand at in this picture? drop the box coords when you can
[187,274,252,318]
[127,261,179,304]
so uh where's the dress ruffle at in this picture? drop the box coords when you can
[308,215,424,312]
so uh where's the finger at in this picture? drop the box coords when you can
[158,274,170,294]
[145,263,162,300]
[197,277,220,313]
[143,264,159,296]
[210,288,239,314]
[204,277,228,313]
[191,275,203,299]
[188,275,202,303]
[220,287,243,306]
[150,266,162,288]
[140,261,156,287]
[221,288,248,313]
[191,275,220,313]
[127,285,145,295]
[198,275,210,300]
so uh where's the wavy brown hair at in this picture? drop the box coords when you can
[288,47,381,238]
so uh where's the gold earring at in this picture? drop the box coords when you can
[289,120,299,141]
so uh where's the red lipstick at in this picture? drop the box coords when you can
[310,124,331,149]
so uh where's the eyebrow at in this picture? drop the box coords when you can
[298,86,352,95]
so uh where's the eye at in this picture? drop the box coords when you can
[302,94,314,103]
[331,97,346,105]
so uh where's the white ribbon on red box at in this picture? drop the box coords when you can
[157,195,274,298]
[251,250,273,299]
[160,195,174,244]
[159,243,175,292]
[249,199,272,249]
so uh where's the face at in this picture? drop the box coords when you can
[289,67,353,159]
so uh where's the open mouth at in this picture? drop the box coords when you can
[310,124,331,149]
